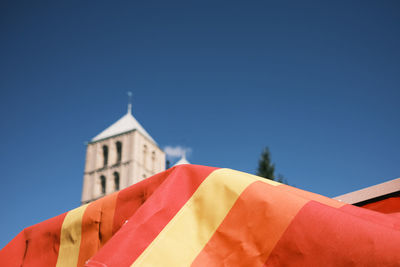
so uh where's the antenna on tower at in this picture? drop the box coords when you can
[127,91,132,114]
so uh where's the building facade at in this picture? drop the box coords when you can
[81,106,165,204]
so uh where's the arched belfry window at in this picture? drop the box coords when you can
[143,145,148,166]
[114,172,120,191]
[151,151,156,170]
[100,175,106,195]
[116,141,122,163]
[102,145,108,167]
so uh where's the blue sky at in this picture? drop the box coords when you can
[1,1,399,248]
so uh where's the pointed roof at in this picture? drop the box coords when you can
[173,154,190,166]
[91,109,156,144]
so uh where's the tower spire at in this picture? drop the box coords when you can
[127,91,132,114]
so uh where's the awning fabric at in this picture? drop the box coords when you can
[1,165,400,266]
[361,196,400,214]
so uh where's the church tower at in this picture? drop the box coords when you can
[81,100,165,204]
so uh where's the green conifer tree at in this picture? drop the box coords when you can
[256,147,275,180]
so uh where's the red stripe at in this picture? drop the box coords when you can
[0,212,67,266]
[265,201,400,266]
[111,168,171,235]
[339,204,400,231]
[0,231,26,267]
[87,165,218,266]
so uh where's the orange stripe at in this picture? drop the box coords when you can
[77,200,101,267]
[192,181,308,267]
[77,192,118,267]
[277,184,344,208]
[99,192,118,247]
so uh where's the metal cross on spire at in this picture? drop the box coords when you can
[127,91,132,114]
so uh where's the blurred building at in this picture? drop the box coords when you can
[81,104,165,204]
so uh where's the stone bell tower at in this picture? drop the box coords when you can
[81,99,165,204]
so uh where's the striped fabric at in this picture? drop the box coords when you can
[1,165,399,266]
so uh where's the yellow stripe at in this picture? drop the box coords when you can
[56,204,88,267]
[131,168,269,266]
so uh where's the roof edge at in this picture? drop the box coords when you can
[87,129,159,147]
[334,178,400,204]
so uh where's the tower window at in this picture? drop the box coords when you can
[102,145,108,167]
[100,175,106,195]
[114,172,120,191]
[116,141,122,163]
[143,145,148,166]
[151,151,156,170]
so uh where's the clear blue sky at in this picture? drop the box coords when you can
[1,1,399,248]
